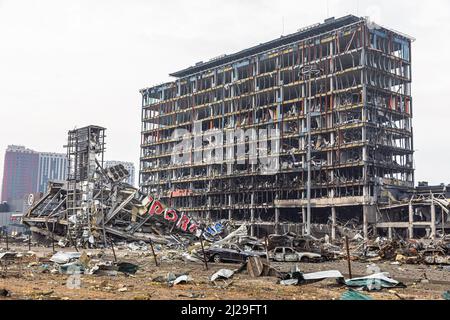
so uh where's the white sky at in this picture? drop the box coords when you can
[0,0,449,190]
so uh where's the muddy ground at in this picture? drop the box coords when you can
[1,244,449,300]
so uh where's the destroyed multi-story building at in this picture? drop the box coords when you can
[139,15,418,240]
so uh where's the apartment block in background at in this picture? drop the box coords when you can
[37,152,68,193]
[1,146,68,211]
[1,145,39,211]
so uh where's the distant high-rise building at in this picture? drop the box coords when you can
[37,152,68,193]
[105,161,136,186]
[1,145,39,211]
[1,146,69,212]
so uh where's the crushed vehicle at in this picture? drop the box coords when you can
[267,233,295,250]
[421,248,450,265]
[238,236,266,253]
[269,247,322,263]
[205,244,267,264]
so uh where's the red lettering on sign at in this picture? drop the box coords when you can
[148,200,164,216]
[177,214,190,232]
[188,223,198,234]
[143,196,154,211]
[164,208,178,222]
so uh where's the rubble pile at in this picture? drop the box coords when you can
[264,231,450,266]
[2,230,450,301]
[350,237,450,265]
[21,126,201,249]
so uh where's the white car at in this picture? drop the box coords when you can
[270,247,322,263]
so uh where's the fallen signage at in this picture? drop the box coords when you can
[203,222,226,241]
[141,195,199,235]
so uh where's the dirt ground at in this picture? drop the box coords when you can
[1,244,449,300]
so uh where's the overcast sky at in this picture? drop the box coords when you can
[0,0,449,189]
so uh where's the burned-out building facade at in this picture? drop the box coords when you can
[140,15,420,240]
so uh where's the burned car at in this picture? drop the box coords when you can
[269,247,322,262]
[205,244,267,263]
[422,248,450,265]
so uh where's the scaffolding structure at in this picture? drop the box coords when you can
[66,126,106,244]
[140,15,416,239]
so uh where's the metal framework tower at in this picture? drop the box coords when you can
[66,126,106,245]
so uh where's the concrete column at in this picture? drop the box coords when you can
[207,188,212,221]
[408,202,414,239]
[363,205,369,240]
[250,193,255,237]
[275,208,280,235]
[302,207,306,236]
[331,207,337,241]
[431,197,436,240]
[228,194,232,221]
[388,227,393,240]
